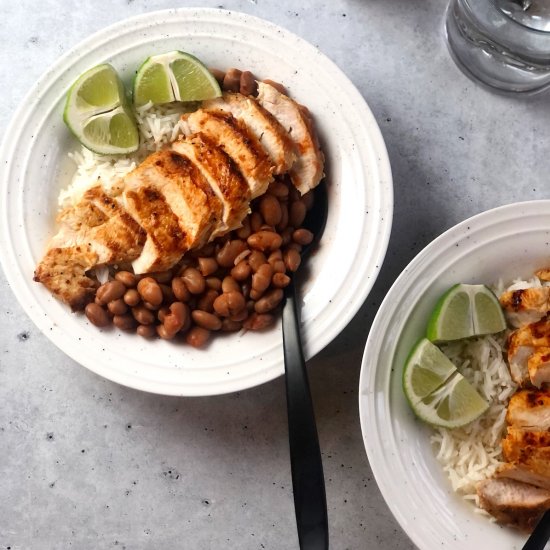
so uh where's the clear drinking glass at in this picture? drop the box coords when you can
[445,0,550,93]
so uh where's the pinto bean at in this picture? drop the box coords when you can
[231,260,252,282]
[284,248,302,272]
[289,200,307,228]
[137,277,163,306]
[192,310,222,331]
[221,319,243,332]
[293,228,314,246]
[213,291,246,318]
[251,264,273,299]
[137,324,156,338]
[85,303,110,327]
[123,289,141,307]
[149,270,173,284]
[113,314,137,331]
[197,289,219,313]
[223,68,242,92]
[235,217,251,239]
[172,277,191,302]
[96,280,126,305]
[248,251,267,272]
[259,194,282,226]
[107,299,128,316]
[216,240,247,268]
[160,283,175,303]
[132,306,156,326]
[243,312,275,331]
[186,326,211,348]
[197,257,218,277]
[250,212,264,233]
[115,271,137,288]
[240,71,258,96]
[254,288,284,313]
[221,276,241,294]
[272,272,291,288]
[276,203,289,231]
[205,277,222,292]
[181,267,206,295]
[164,302,189,335]
[267,180,289,199]
[247,231,283,252]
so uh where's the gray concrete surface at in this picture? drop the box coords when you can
[1,1,550,549]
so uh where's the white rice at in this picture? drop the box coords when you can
[58,101,191,209]
[431,334,516,506]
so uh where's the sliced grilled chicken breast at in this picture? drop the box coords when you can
[203,92,297,175]
[172,134,251,237]
[477,477,550,532]
[506,389,550,430]
[183,109,273,198]
[256,81,324,195]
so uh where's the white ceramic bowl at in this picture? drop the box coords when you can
[0,9,392,396]
[359,200,550,550]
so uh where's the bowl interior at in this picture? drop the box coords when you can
[359,201,550,549]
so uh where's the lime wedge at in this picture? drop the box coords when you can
[426,284,506,343]
[64,64,139,155]
[403,338,488,428]
[133,51,221,106]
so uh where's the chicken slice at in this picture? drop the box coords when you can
[183,109,273,198]
[496,456,550,491]
[477,477,550,532]
[256,81,324,195]
[172,134,250,237]
[34,186,145,309]
[203,93,297,175]
[33,245,99,311]
[500,287,550,326]
[506,389,550,430]
[508,320,550,386]
[503,426,550,462]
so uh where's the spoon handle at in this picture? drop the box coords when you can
[523,509,550,550]
[282,282,329,550]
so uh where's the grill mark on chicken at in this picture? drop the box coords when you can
[125,185,188,274]
[172,135,250,237]
[184,109,273,198]
[204,93,297,176]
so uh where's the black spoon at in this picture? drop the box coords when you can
[282,180,329,550]
[523,509,550,550]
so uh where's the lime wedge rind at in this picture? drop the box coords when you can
[63,64,139,156]
[426,284,506,343]
[402,338,489,429]
[133,50,221,106]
